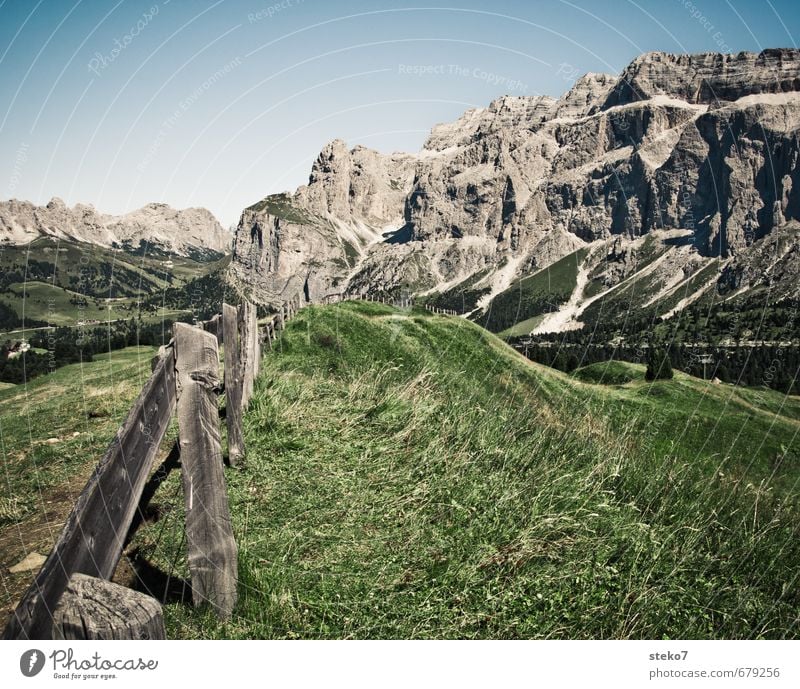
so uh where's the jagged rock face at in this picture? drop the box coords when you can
[553,73,616,118]
[604,49,800,107]
[295,140,416,226]
[231,48,800,322]
[228,202,346,306]
[228,142,417,306]
[424,96,557,150]
[0,198,230,258]
[717,221,800,300]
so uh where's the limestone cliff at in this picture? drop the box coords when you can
[230,49,800,326]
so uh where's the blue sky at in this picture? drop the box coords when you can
[0,0,798,226]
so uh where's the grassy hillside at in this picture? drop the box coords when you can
[0,237,229,333]
[151,301,799,639]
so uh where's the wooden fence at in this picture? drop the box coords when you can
[2,292,455,640]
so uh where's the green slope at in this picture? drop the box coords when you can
[0,237,229,332]
[481,248,588,334]
[153,301,799,639]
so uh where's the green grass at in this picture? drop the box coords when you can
[571,360,641,386]
[482,248,588,333]
[0,347,160,517]
[247,193,319,225]
[0,281,139,326]
[151,301,799,639]
[498,314,545,338]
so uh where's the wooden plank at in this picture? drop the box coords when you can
[250,302,260,381]
[53,574,165,640]
[3,347,177,640]
[174,323,238,620]
[264,321,273,350]
[239,301,255,409]
[223,304,244,466]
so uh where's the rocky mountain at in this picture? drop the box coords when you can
[0,198,230,260]
[229,48,800,337]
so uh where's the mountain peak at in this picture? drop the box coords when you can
[46,196,66,210]
[604,48,800,108]
[0,199,230,258]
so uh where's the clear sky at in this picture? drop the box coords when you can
[1,0,798,226]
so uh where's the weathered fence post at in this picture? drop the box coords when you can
[250,300,260,381]
[264,320,273,350]
[223,303,245,466]
[239,301,255,408]
[53,574,165,640]
[173,323,238,620]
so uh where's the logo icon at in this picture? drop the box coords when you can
[20,649,45,677]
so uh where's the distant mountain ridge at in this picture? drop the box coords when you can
[0,197,230,260]
[230,49,800,334]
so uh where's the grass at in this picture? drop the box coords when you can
[0,346,160,502]
[149,301,799,639]
[498,314,545,338]
[571,360,641,386]
[247,193,319,225]
[482,248,588,333]
[0,281,139,326]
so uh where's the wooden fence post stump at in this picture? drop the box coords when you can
[174,323,238,620]
[53,574,165,640]
[223,304,245,466]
